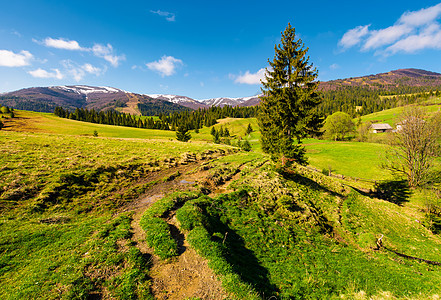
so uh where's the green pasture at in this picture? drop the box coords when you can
[191,117,261,150]
[304,139,390,181]
[359,102,441,126]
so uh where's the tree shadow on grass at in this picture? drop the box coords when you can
[203,209,279,297]
[373,180,411,206]
[278,167,346,198]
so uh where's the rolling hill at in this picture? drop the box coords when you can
[319,68,441,91]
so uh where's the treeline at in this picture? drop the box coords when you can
[319,87,441,117]
[0,96,55,113]
[54,105,258,131]
[163,105,258,130]
[137,102,189,116]
[54,107,171,130]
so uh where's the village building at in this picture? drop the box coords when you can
[370,123,393,133]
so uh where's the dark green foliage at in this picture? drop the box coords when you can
[55,105,258,132]
[211,127,220,144]
[246,123,253,135]
[176,126,191,142]
[258,23,322,165]
[238,139,252,151]
[319,85,441,118]
[93,130,98,137]
[0,96,55,112]
[54,106,170,130]
[137,101,188,116]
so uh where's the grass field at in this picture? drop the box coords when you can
[359,101,441,126]
[303,138,391,181]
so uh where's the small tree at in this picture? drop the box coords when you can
[240,139,252,151]
[0,120,3,130]
[323,112,355,141]
[176,126,191,142]
[382,107,438,187]
[246,123,253,135]
[258,23,322,166]
[223,127,230,137]
[213,130,220,144]
[93,130,98,137]
[210,126,216,136]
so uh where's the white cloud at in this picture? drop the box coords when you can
[399,3,441,27]
[0,50,33,67]
[363,24,412,50]
[82,63,102,76]
[146,55,183,77]
[233,68,267,85]
[150,10,176,22]
[339,3,441,55]
[62,60,104,82]
[92,43,125,67]
[385,24,441,54]
[43,37,85,51]
[28,68,64,79]
[339,25,370,48]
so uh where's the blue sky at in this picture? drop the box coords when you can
[1,0,441,99]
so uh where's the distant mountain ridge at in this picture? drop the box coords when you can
[2,68,441,114]
[319,68,441,91]
[0,85,262,113]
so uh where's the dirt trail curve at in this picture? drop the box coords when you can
[124,160,233,299]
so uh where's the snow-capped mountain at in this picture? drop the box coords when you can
[54,85,125,95]
[146,94,208,110]
[0,85,262,115]
[201,95,262,107]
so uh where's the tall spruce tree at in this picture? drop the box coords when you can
[258,23,322,165]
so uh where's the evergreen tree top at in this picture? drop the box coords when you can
[262,23,318,91]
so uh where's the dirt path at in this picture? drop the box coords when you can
[124,160,231,299]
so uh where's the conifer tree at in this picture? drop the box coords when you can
[258,23,322,165]
[246,123,253,135]
[176,126,191,142]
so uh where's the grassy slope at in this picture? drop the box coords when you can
[359,99,441,126]
[171,155,441,299]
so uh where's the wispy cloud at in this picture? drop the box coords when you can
[62,60,105,82]
[42,37,86,51]
[150,10,176,22]
[339,3,441,55]
[330,63,340,70]
[28,68,63,79]
[231,68,267,85]
[37,37,125,67]
[0,50,33,67]
[146,55,183,77]
[92,43,125,67]
[339,25,370,48]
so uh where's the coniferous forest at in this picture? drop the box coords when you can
[54,105,258,130]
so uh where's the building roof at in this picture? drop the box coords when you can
[370,123,393,130]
